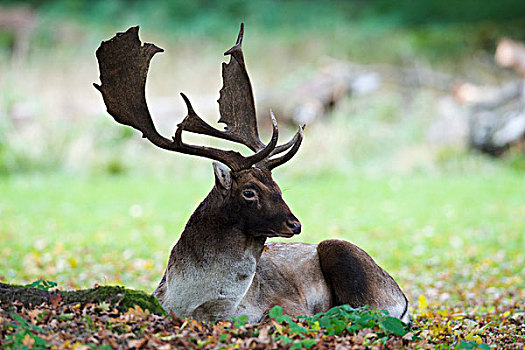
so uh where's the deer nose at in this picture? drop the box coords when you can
[286,219,301,234]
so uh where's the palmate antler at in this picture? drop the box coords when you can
[94,24,302,171]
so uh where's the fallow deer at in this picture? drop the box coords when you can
[94,24,410,324]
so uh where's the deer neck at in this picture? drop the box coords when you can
[164,188,266,319]
[177,188,267,260]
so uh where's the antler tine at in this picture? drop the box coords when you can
[232,22,244,50]
[267,124,304,158]
[223,22,244,57]
[175,93,278,170]
[179,92,264,151]
[243,110,279,166]
[258,124,304,171]
[178,93,235,141]
[171,106,250,171]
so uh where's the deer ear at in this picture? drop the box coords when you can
[213,162,232,191]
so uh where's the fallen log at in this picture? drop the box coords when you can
[448,38,525,156]
[468,101,525,156]
[258,59,458,126]
[0,282,166,315]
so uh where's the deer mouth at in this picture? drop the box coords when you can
[247,216,302,238]
[260,221,301,238]
[266,232,296,238]
[251,228,298,238]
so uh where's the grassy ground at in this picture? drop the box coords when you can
[1,162,523,297]
[1,160,524,347]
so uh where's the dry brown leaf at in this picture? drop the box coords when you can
[26,308,43,320]
[22,333,35,348]
[50,293,62,308]
[128,336,149,349]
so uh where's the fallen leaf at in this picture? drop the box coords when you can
[50,293,62,307]
[22,333,35,347]
[417,295,428,310]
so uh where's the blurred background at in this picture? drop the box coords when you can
[0,0,524,307]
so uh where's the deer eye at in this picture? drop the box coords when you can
[242,189,257,200]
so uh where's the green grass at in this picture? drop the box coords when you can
[1,165,523,303]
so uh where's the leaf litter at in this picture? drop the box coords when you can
[0,284,523,349]
[1,237,523,349]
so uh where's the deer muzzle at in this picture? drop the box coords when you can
[286,219,302,235]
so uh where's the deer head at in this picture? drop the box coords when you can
[213,163,301,237]
[94,24,303,238]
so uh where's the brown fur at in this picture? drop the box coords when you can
[318,239,409,320]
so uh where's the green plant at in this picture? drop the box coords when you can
[456,340,491,350]
[265,304,410,348]
[4,313,48,350]
[301,305,408,337]
[230,314,249,328]
[25,279,57,291]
